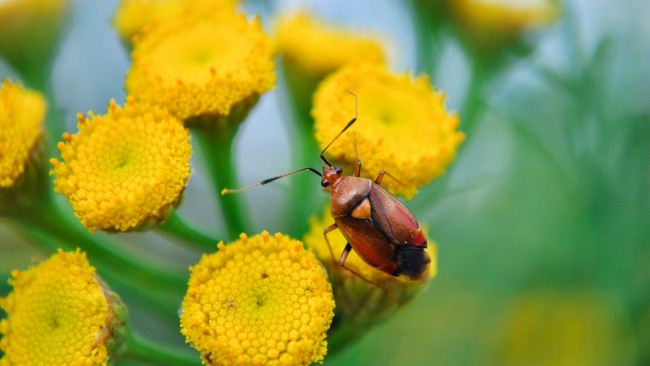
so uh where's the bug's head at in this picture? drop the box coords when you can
[395,245,431,281]
[321,166,343,189]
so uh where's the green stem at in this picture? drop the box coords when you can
[278,63,326,237]
[409,0,442,75]
[156,211,222,252]
[16,196,188,292]
[123,327,200,366]
[193,127,251,240]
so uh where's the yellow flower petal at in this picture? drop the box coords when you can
[125,12,276,124]
[180,231,335,366]
[0,249,123,366]
[0,79,45,188]
[50,97,191,233]
[274,12,385,76]
[312,62,464,199]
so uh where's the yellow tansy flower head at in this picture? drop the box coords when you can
[0,79,46,188]
[125,12,276,126]
[0,249,127,366]
[50,97,192,233]
[494,290,636,366]
[303,206,435,328]
[112,0,237,45]
[180,231,335,366]
[274,12,386,77]
[451,0,560,50]
[0,0,70,78]
[312,62,464,199]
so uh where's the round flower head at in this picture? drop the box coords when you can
[274,12,385,77]
[494,290,635,366]
[0,0,70,80]
[312,62,465,199]
[451,0,560,50]
[125,12,276,126]
[112,0,237,45]
[0,79,46,188]
[0,249,127,366]
[50,97,192,233]
[180,231,335,366]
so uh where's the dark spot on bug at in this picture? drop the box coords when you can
[261,272,269,279]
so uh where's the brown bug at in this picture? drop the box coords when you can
[223,90,431,285]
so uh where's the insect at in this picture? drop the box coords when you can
[223,90,430,285]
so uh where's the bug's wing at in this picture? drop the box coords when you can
[369,184,427,246]
[336,216,396,273]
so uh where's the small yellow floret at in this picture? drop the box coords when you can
[112,0,237,43]
[0,250,111,365]
[274,12,385,76]
[312,62,465,199]
[0,79,46,188]
[50,98,192,233]
[180,231,335,366]
[125,12,276,123]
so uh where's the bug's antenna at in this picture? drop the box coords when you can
[221,167,322,195]
[320,89,358,167]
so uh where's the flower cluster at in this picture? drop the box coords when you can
[181,231,335,365]
[50,98,191,232]
[0,79,45,188]
[274,12,385,77]
[124,6,275,126]
[0,249,126,366]
[313,62,465,199]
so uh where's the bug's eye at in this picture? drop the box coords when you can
[321,179,329,187]
[335,166,343,174]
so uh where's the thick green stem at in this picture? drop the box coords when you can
[156,211,222,252]
[278,63,326,237]
[123,327,200,366]
[194,127,251,240]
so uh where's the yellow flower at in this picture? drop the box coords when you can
[0,249,127,366]
[180,231,335,366]
[49,97,191,233]
[494,290,636,366]
[274,12,385,77]
[125,12,276,126]
[112,0,237,45]
[0,79,46,188]
[312,62,464,199]
[451,0,560,49]
[0,0,70,80]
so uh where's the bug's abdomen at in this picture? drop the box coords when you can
[335,215,397,275]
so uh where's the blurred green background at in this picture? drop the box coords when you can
[1,0,648,365]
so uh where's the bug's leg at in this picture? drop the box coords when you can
[374,170,405,186]
[339,243,385,290]
[323,223,340,267]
